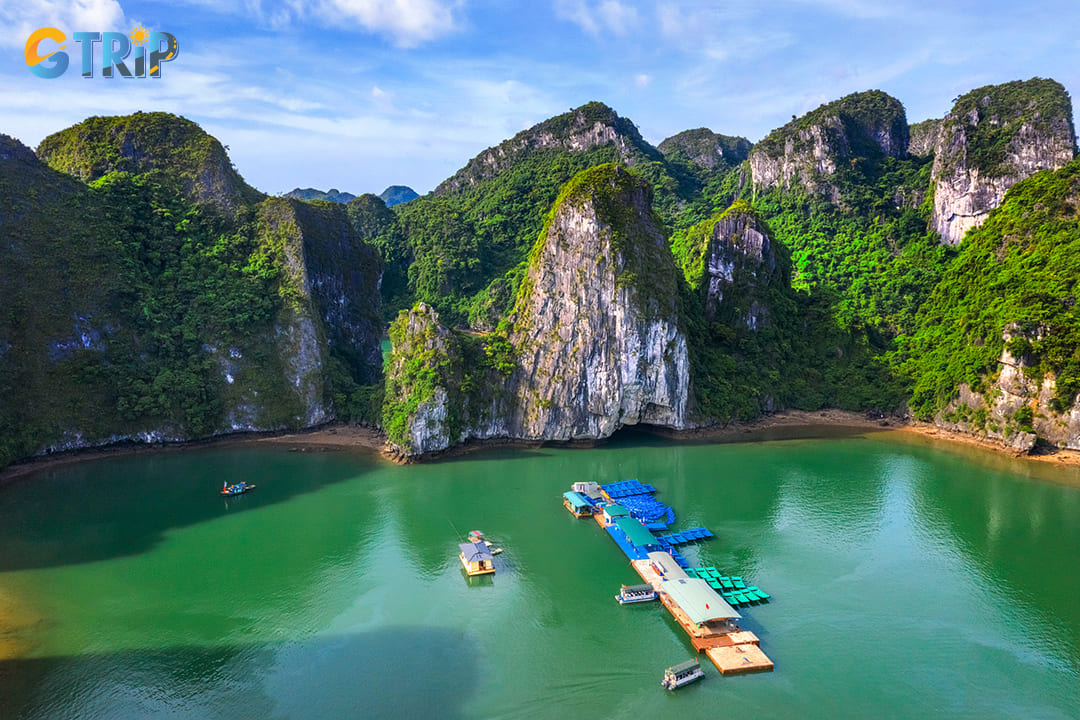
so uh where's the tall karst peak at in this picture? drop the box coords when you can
[749,89,909,198]
[928,77,1076,245]
[434,101,658,195]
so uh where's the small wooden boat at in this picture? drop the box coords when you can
[221,482,255,496]
[467,530,502,555]
[661,659,704,690]
[616,583,657,604]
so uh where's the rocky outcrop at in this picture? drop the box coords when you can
[929,79,1076,245]
[383,164,690,456]
[672,201,780,327]
[907,119,941,157]
[749,90,909,199]
[434,102,659,195]
[700,206,778,326]
[286,199,384,385]
[657,128,752,172]
[936,324,1080,451]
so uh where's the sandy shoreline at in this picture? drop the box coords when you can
[4,410,1080,488]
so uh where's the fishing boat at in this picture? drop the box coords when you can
[616,583,657,604]
[661,659,704,690]
[220,482,255,496]
[467,530,502,555]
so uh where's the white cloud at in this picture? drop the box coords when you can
[0,0,127,48]
[554,0,639,37]
[231,0,460,46]
[315,0,459,47]
[634,73,651,88]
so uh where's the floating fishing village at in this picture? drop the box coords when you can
[563,480,775,680]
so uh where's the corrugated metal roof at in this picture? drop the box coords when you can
[563,491,592,509]
[459,542,492,562]
[648,551,688,580]
[667,659,701,675]
[615,517,659,549]
[662,577,741,623]
[603,504,629,517]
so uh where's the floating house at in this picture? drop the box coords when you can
[459,542,495,576]
[572,481,601,500]
[563,491,595,518]
[614,517,663,553]
[600,503,629,526]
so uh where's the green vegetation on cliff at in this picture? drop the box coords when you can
[903,158,1080,418]
[37,112,263,212]
[1,114,384,469]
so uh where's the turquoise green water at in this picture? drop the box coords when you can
[1,431,1079,719]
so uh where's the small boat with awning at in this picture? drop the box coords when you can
[616,583,657,604]
[661,658,704,690]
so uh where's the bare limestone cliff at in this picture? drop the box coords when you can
[929,78,1076,246]
[749,90,908,200]
[506,164,690,438]
[907,119,941,157]
[382,164,690,456]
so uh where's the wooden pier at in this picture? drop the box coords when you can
[631,558,774,675]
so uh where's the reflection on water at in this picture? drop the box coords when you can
[0,434,1078,719]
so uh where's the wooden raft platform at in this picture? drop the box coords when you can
[630,558,774,675]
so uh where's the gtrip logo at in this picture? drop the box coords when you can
[25,27,179,79]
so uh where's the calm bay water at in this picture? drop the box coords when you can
[1,430,1078,719]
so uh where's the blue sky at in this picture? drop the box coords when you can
[1,1,1078,196]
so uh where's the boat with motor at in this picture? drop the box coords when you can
[221,481,256,496]
[661,659,704,690]
[616,583,657,604]
[467,530,502,555]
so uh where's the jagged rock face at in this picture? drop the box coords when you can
[749,90,908,198]
[434,102,652,195]
[507,166,689,439]
[907,119,941,157]
[935,325,1080,451]
[657,128,752,171]
[290,200,384,385]
[702,212,777,325]
[929,80,1076,246]
[383,303,456,454]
